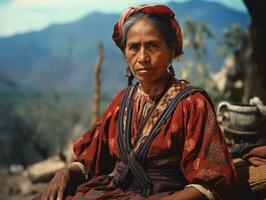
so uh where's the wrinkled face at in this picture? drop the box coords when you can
[125,17,174,84]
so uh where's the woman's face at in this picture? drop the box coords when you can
[125,17,174,84]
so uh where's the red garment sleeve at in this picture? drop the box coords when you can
[179,92,237,199]
[73,90,124,178]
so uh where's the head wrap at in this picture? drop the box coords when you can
[112,4,183,56]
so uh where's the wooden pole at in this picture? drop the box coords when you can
[91,43,104,124]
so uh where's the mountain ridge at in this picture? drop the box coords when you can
[0,0,249,94]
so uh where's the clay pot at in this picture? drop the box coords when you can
[217,101,263,132]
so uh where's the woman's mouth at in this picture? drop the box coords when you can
[136,67,152,72]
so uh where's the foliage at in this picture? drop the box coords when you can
[178,18,224,107]
[0,91,91,166]
[183,18,213,60]
[218,23,246,57]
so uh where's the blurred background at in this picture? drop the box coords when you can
[0,0,265,199]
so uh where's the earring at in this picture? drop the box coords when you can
[124,66,134,86]
[168,64,175,77]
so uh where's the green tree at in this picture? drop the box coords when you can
[218,23,246,58]
[179,19,222,105]
[183,18,213,60]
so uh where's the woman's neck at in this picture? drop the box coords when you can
[139,73,172,97]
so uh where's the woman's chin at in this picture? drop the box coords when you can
[135,75,155,83]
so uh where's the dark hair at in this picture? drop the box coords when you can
[120,12,177,55]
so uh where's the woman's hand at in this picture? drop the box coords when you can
[40,163,86,200]
[40,168,72,200]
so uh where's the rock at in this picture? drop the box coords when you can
[27,155,66,183]
[9,164,24,175]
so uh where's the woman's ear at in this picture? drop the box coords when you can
[170,49,175,60]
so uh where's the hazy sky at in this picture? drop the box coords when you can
[0,0,247,37]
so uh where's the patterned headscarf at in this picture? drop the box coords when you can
[112,4,183,56]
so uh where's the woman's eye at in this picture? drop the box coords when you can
[149,43,159,49]
[128,44,139,51]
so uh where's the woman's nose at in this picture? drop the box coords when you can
[138,47,150,64]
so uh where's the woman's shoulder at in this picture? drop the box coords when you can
[106,85,140,111]
[106,88,126,109]
[112,88,126,101]
[175,79,213,110]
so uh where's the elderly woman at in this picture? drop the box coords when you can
[38,4,237,200]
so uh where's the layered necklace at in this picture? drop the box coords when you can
[132,74,174,147]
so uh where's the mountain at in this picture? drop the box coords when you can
[0,0,249,95]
